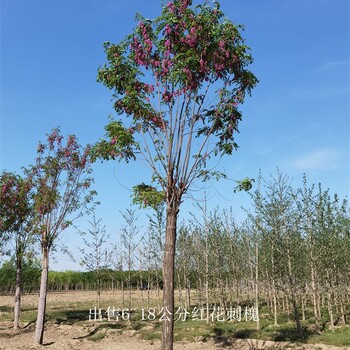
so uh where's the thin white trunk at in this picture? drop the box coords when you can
[311,261,320,331]
[35,247,49,344]
[271,251,278,326]
[205,230,209,324]
[340,292,346,325]
[186,277,191,311]
[255,242,260,330]
[14,258,22,329]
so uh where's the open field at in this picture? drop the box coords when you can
[0,290,349,350]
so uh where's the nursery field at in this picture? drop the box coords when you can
[0,290,349,350]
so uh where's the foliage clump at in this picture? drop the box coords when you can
[132,183,165,210]
[92,0,258,197]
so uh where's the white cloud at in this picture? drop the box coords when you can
[293,149,342,170]
[316,59,350,72]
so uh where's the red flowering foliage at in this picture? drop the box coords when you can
[0,172,32,235]
[94,0,257,197]
[95,0,257,158]
[27,128,96,248]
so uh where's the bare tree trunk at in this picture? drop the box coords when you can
[311,263,320,331]
[97,280,101,309]
[35,246,49,344]
[122,281,125,309]
[269,246,278,325]
[14,256,22,329]
[301,293,306,322]
[236,280,240,304]
[248,243,253,302]
[327,289,334,330]
[161,204,178,350]
[291,297,303,337]
[271,269,278,326]
[285,295,290,322]
[339,291,346,325]
[255,242,260,330]
[317,287,322,320]
[287,249,302,337]
[324,270,335,330]
[156,274,161,309]
[186,277,191,311]
[139,251,144,307]
[147,274,151,310]
[265,270,272,312]
[177,271,182,305]
[197,276,203,308]
[128,260,131,312]
[205,222,209,324]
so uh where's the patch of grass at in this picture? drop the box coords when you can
[88,332,107,342]
[139,329,161,341]
[0,306,12,313]
[131,321,143,330]
[232,328,257,339]
[0,313,12,321]
[270,324,310,342]
[308,326,350,347]
[173,320,211,341]
[2,306,38,324]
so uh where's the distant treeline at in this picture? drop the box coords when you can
[0,259,163,293]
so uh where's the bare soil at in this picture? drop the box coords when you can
[0,291,349,350]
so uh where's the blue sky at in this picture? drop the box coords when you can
[1,0,349,270]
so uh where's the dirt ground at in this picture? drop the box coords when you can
[1,323,349,350]
[0,291,349,350]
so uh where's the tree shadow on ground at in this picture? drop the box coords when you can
[272,325,311,343]
[239,339,292,350]
[42,341,55,346]
[52,309,91,325]
[0,323,35,339]
[212,325,314,349]
[0,306,12,313]
[212,327,256,347]
[74,323,126,340]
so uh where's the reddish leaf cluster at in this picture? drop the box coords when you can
[97,0,257,144]
[0,172,32,233]
[29,128,94,218]
[95,0,257,176]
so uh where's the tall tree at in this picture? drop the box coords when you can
[296,175,321,331]
[28,128,96,345]
[92,1,257,348]
[146,205,166,307]
[251,170,305,336]
[120,208,141,311]
[0,171,34,329]
[79,213,110,309]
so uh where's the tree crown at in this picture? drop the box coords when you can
[28,128,96,248]
[92,0,257,202]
